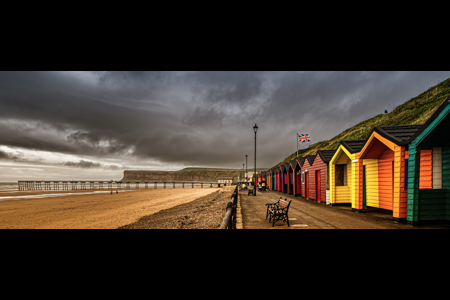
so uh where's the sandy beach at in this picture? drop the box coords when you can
[0,187,223,229]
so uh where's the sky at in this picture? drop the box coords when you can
[1,71,450,181]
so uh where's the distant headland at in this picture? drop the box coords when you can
[121,167,245,182]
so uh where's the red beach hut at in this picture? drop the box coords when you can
[301,155,316,200]
[278,165,283,192]
[308,150,336,204]
[294,157,306,196]
[288,160,296,195]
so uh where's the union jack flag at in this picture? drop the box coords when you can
[298,133,311,143]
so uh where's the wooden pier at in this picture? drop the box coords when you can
[17,181,229,191]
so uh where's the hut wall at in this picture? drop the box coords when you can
[288,164,294,195]
[302,159,312,199]
[278,167,283,192]
[378,148,394,210]
[308,154,327,203]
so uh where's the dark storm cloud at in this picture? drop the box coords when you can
[1,71,450,170]
[0,149,18,160]
[0,148,44,163]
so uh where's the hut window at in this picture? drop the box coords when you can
[301,172,305,184]
[335,164,347,186]
[433,147,442,189]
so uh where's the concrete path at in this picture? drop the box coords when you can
[239,189,450,229]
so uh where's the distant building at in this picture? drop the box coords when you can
[217,176,234,184]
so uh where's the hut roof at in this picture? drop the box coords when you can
[305,155,316,166]
[289,160,297,169]
[372,125,423,146]
[297,157,306,167]
[340,140,367,154]
[317,150,337,163]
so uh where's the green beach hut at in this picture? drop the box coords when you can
[407,96,450,225]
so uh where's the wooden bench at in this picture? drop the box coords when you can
[265,198,291,227]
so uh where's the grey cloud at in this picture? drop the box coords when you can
[62,159,123,170]
[63,160,103,168]
[0,149,44,163]
[0,149,18,160]
[1,71,450,173]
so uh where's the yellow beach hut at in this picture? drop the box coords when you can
[329,140,366,208]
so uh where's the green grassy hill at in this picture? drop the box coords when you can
[271,77,450,169]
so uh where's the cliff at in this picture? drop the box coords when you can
[120,168,242,182]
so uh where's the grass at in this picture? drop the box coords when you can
[271,77,450,169]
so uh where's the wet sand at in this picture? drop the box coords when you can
[0,187,221,229]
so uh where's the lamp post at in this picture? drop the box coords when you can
[253,123,258,196]
[245,154,248,182]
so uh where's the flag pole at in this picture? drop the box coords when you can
[297,133,298,158]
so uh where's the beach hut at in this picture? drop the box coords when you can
[278,166,283,192]
[407,97,450,225]
[288,160,296,195]
[307,150,336,204]
[357,124,422,222]
[293,157,305,196]
[282,163,289,193]
[301,155,316,200]
[329,140,366,207]
[271,169,275,190]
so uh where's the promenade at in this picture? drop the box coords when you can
[239,189,450,229]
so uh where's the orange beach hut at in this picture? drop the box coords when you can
[357,125,422,222]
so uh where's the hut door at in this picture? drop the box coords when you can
[296,172,301,195]
[363,165,367,209]
[316,170,321,203]
[306,172,309,199]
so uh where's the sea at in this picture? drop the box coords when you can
[0,182,17,192]
[0,181,215,201]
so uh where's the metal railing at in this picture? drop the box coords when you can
[219,185,239,229]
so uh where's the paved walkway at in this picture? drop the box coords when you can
[239,189,450,229]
